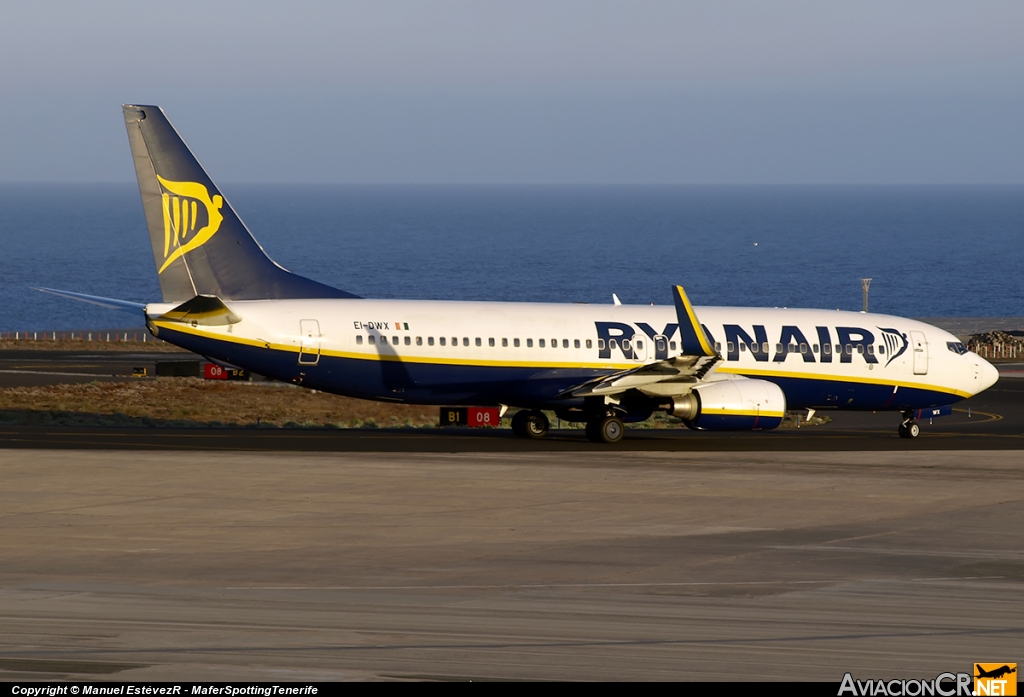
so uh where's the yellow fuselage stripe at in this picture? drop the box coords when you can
[154,321,966,396]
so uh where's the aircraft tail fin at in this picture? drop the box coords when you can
[122,105,358,303]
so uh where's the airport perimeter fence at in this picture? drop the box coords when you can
[2,330,154,343]
[967,331,1023,360]
[968,341,1021,360]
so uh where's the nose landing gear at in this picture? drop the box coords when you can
[898,412,921,439]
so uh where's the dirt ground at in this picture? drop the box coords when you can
[0,379,444,428]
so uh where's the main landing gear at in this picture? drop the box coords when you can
[510,409,549,439]
[898,411,921,439]
[585,414,624,444]
[510,409,625,444]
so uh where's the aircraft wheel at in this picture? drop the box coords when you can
[523,410,549,439]
[898,420,921,439]
[597,415,625,444]
[510,410,528,437]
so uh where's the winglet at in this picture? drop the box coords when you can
[672,285,716,357]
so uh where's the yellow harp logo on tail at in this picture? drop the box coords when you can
[156,176,224,274]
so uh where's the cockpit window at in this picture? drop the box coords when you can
[947,341,968,355]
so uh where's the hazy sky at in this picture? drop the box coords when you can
[2,1,1023,184]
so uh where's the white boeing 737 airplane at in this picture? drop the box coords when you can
[40,105,999,443]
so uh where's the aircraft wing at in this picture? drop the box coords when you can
[561,285,721,399]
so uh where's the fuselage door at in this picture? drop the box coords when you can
[298,319,321,365]
[911,330,928,375]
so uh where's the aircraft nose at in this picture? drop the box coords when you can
[975,357,999,394]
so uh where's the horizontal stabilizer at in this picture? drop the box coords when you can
[32,287,146,315]
[156,295,241,326]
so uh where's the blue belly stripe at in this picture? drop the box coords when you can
[158,327,963,412]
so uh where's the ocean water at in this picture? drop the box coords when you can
[0,183,1021,331]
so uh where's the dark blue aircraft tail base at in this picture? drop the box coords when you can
[123,104,358,303]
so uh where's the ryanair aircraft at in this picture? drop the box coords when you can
[42,105,999,443]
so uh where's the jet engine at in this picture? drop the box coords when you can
[666,378,786,431]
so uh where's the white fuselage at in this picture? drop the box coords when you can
[148,298,998,412]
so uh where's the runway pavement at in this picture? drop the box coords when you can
[0,349,196,387]
[0,449,1021,681]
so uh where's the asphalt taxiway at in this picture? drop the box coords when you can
[1,351,1022,680]
[1,376,1022,451]
[0,449,1021,681]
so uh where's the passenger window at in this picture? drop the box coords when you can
[800,343,808,354]
[727,342,735,354]
[393,336,398,345]
[586,339,593,349]
[380,336,387,345]
[776,343,783,353]
[835,344,842,354]
[463,337,469,347]
[416,336,422,346]
[439,337,446,346]
[845,344,853,355]
[356,335,363,345]
[866,344,874,355]
[740,342,747,352]
[514,338,520,347]
[527,339,533,348]
[488,338,494,347]
[368,336,376,345]
[539,339,546,348]
[428,337,434,346]
[609,339,618,350]
[789,343,798,352]
[622,339,631,351]
[857,345,864,354]
[715,342,722,352]
[502,338,508,347]
[670,341,677,351]
[823,343,831,355]
[451,337,457,346]
[574,339,580,349]
[762,342,769,353]
[812,344,819,353]
[635,340,643,350]
[597,339,605,350]
[475,338,482,347]
[878,345,886,354]
[563,339,569,348]
[551,338,556,348]
[405,336,411,346]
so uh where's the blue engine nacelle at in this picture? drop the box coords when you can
[667,378,786,431]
